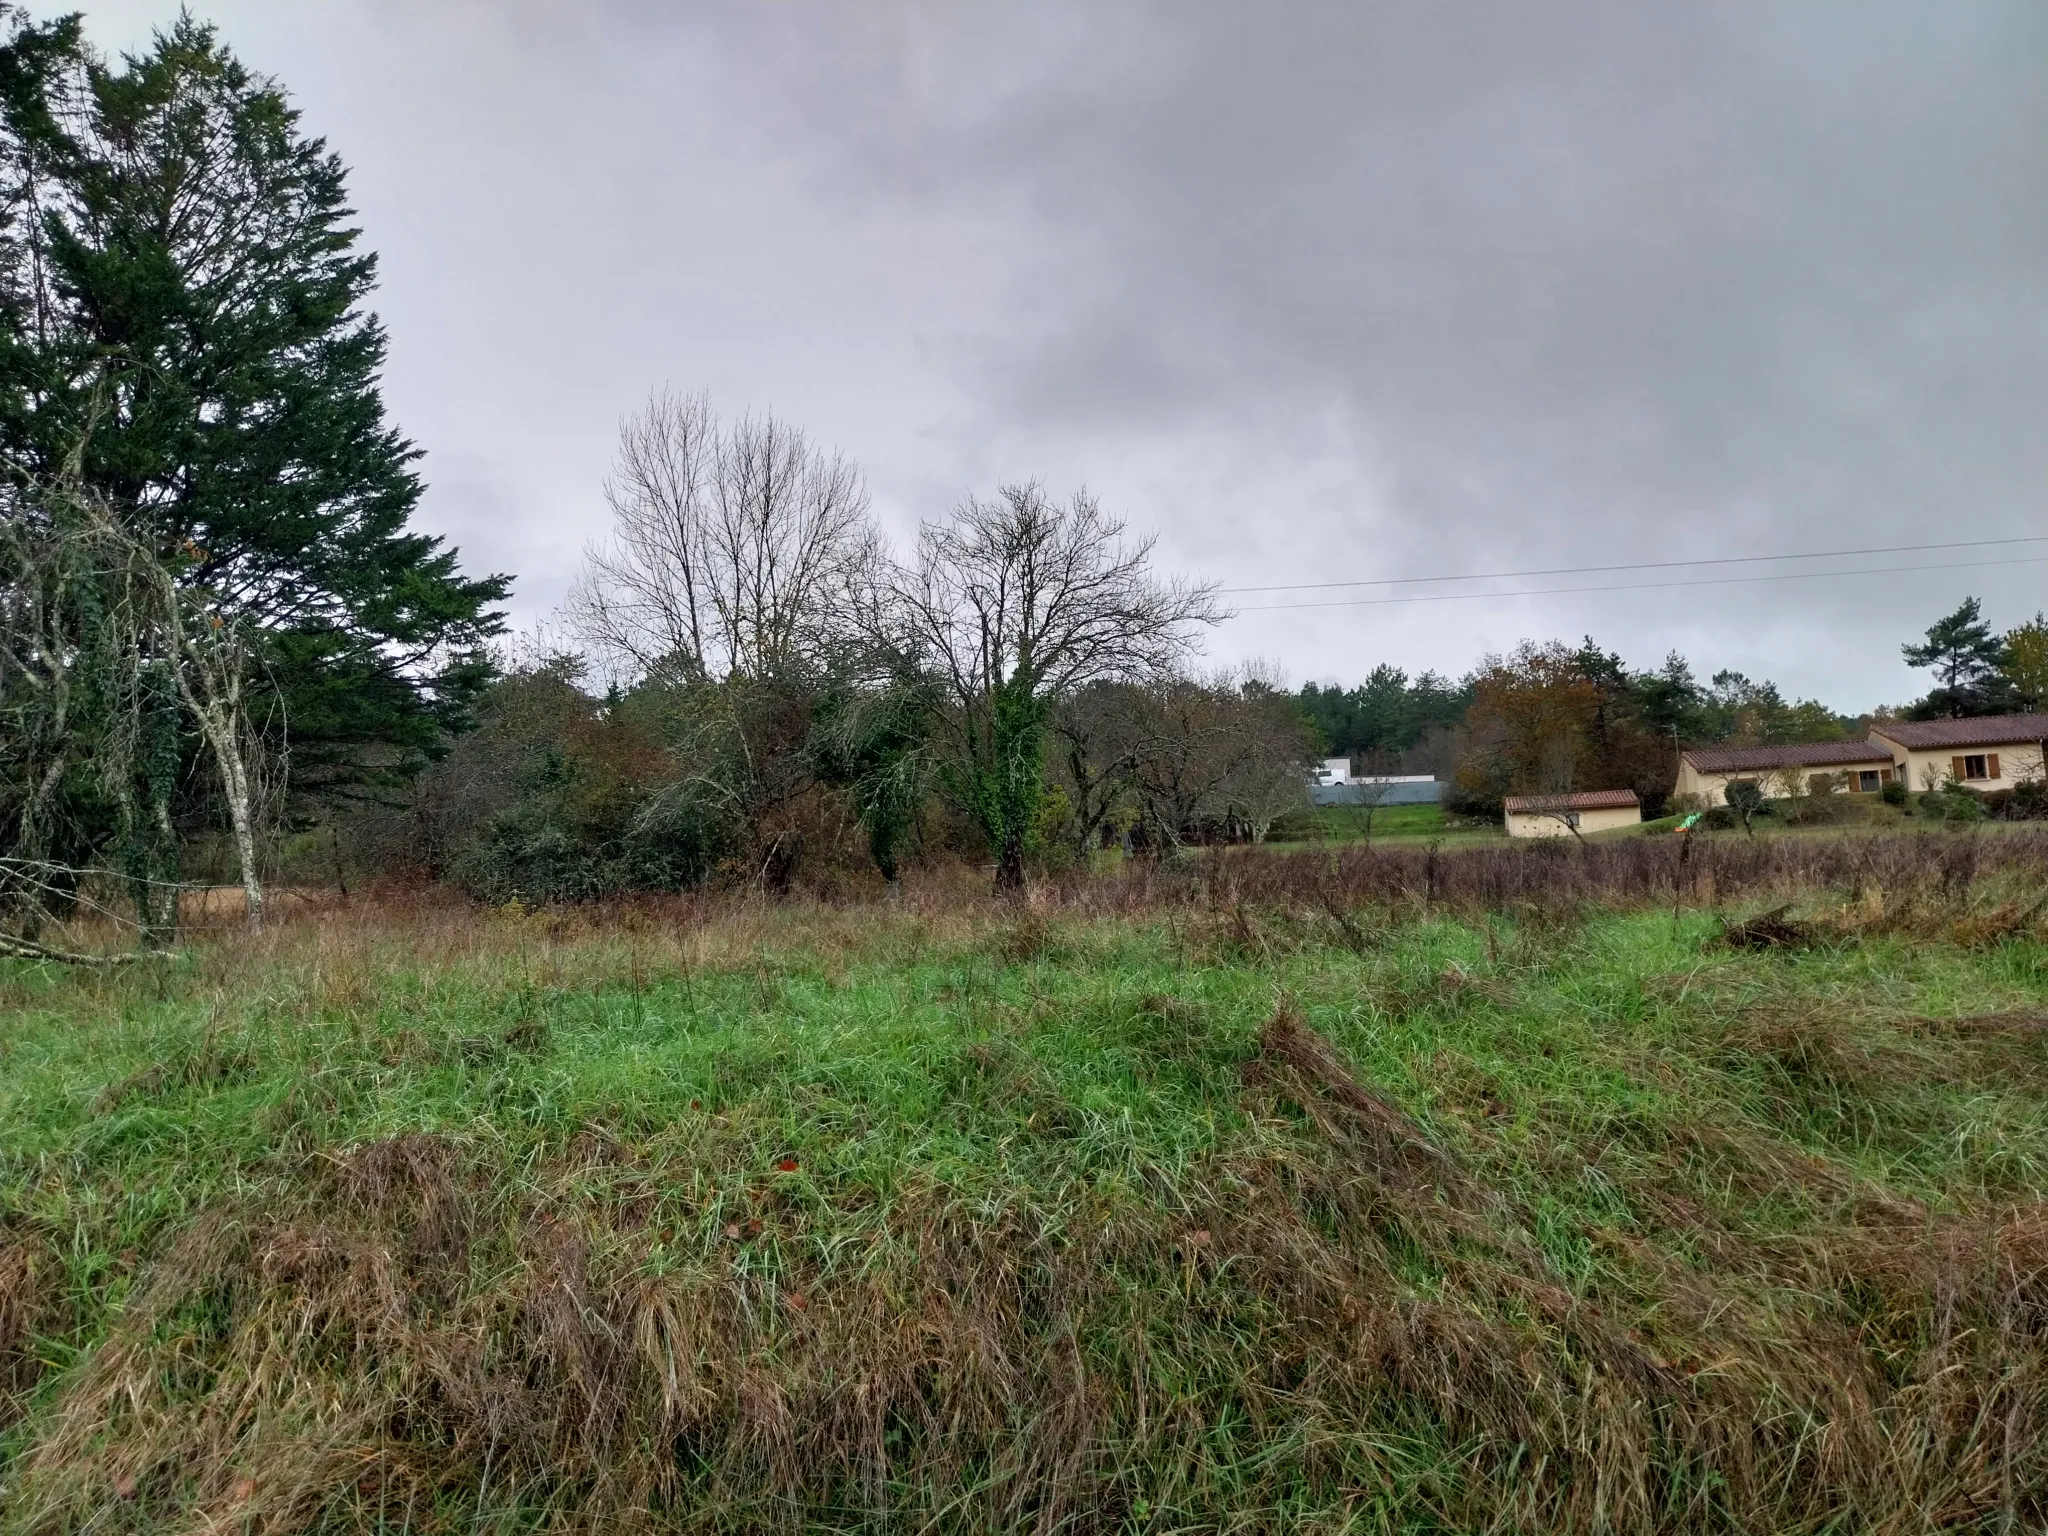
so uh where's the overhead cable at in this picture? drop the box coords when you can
[1217,535,2048,596]
[1227,554,2048,614]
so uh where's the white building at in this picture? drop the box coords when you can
[1310,759,1436,790]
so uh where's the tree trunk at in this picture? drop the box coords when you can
[148,791,181,942]
[329,823,351,902]
[159,574,265,932]
[177,653,262,930]
[207,715,265,931]
[994,835,1027,897]
[12,751,68,937]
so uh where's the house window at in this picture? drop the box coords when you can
[1857,770,1881,793]
[1963,755,1990,781]
[1564,811,1581,829]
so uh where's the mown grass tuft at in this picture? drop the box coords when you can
[2,838,2048,1531]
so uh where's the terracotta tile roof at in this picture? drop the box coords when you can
[1868,714,2048,751]
[1681,741,1894,773]
[1503,789,1641,813]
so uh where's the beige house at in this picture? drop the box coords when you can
[1675,741,1895,806]
[1868,714,2048,793]
[1503,788,1641,839]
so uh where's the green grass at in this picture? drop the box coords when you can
[1276,801,1503,846]
[3,874,2048,1532]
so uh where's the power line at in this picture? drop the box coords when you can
[1217,535,2048,595]
[1228,554,2048,614]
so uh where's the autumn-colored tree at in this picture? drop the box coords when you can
[1450,643,1601,815]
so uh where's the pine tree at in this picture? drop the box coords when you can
[1636,652,1706,741]
[0,12,506,804]
[1902,598,2007,718]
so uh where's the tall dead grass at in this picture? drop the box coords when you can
[1085,826,2048,920]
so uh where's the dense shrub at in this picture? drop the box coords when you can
[2000,778,2048,821]
[451,790,727,905]
[1783,774,1848,825]
[1880,778,1908,807]
[420,663,734,903]
[1922,785,1987,824]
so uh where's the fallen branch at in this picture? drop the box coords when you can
[0,932,177,965]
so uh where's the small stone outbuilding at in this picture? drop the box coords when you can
[1502,789,1641,839]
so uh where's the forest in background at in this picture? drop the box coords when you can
[1299,600,2046,821]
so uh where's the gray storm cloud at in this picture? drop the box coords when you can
[73,0,2048,707]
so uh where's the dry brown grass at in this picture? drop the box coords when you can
[5,835,2048,1531]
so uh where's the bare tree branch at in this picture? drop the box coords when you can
[886,481,1224,892]
[569,391,877,685]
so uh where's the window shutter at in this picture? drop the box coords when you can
[1989,753,2001,780]
[1953,755,1967,782]
[1880,767,1893,783]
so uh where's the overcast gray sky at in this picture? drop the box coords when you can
[79,2,2048,709]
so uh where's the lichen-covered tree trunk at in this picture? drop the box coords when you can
[163,600,265,931]
[194,702,263,930]
[12,752,68,938]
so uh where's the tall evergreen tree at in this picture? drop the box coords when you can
[1295,667,1471,763]
[1349,663,1412,759]
[1902,597,2007,718]
[1636,652,1706,742]
[0,11,506,801]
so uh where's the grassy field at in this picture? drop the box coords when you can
[5,834,2048,1532]
[1275,802,1499,847]
[1295,796,2010,850]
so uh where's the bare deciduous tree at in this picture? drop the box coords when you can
[1122,670,1309,850]
[1215,669,1313,843]
[564,392,885,889]
[889,482,1223,893]
[148,560,271,927]
[569,391,877,684]
[1347,777,1396,846]
[1052,681,1155,860]
[2,472,273,942]
[1127,679,1244,850]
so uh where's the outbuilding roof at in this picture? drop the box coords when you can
[1503,789,1640,813]
[1868,714,2048,751]
[1681,741,1894,773]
